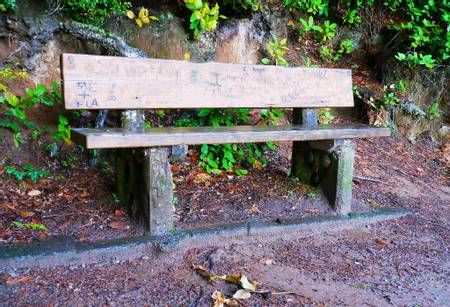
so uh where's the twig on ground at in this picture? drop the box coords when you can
[353,176,383,183]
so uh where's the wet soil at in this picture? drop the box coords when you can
[0,129,449,305]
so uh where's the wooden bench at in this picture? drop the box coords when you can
[61,53,390,235]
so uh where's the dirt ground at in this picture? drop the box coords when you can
[0,129,449,305]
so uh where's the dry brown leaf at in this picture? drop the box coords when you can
[366,199,381,208]
[212,290,225,307]
[19,210,34,219]
[108,221,130,230]
[0,202,18,212]
[375,238,388,247]
[233,289,251,300]
[6,275,32,285]
[225,273,258,291]
[227,184,243,191]
[260,258,273,265]
[211,290,238,306]
[192,264,226,281]
[27,190,41,197]
[114,209,126,217]
[250,206,261,214]
[196,173,212,181]
[224,298,238,306]
[252,160,263,170]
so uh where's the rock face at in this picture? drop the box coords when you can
[1,2,287,129]
[379,59,449,141]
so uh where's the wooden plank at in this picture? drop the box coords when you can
[61,53,354,110]
[72,124,391,149]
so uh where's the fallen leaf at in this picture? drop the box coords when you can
[27,190,41,197]
[212,290,225,307]
[0,202,17,212]
[227,184,243,191]
[114,209,126,217]
[6,275,32,285]
[252,160,263,170]
[260,258,273,265]
[375,238,388,247]
[233,289,251,300]
[108,221,130,230]
[211,290,238,306]
[193,266,259,293]
[304,208,318,213]
[366,199,381,208]
[193,264,226,281]
[196,173,212,181]
[171,164,182,172]
[19,210,34,219]
[225,274,258,291]
[239,274,258,291]
[250,206,261,214]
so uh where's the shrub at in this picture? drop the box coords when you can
[6,164,49,182]
[65,0,131,25]
[175,108,282,175]
[0,68,69,147]
[185,0,226,39]
[0,0,17,11]
[287,0,448,68]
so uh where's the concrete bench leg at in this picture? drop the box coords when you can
[116,147,174,235]
[292,139,355,215]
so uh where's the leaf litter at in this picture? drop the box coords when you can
[193,264,300,305]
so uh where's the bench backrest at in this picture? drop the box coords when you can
[61,53,353,110]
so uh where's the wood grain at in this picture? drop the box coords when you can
[72,124,391,149]
[61,53,354,110]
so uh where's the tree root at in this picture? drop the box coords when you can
[62,20,148,58]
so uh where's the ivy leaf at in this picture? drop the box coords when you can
[5,92,19,106]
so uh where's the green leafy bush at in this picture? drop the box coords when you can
[0,0,17,12]
[223,0,261,11]
[65,0,131,25]
[175,108,282,175]
[261,36,289,66]
[6,164,49,182]
[0,68,62,146]
[284,0,329,16]
[427,102,441,119]
[384,0,449,68]
[288,0,448,68]
[53,115,72,144]
[185,0,225,39]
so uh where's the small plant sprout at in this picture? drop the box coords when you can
[262,36,289,66]
[427,103,441,120]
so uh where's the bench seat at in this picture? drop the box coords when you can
[72,124,390,149]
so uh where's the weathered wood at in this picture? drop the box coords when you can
[115,147,174,233]
[61,53,354,110]
[292,108,318,126]
[71,124,391,149]
[291,108,318,183]
[291,139,356,215]
[316,140,355,215]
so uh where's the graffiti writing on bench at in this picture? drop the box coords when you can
[75,81,98,108]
